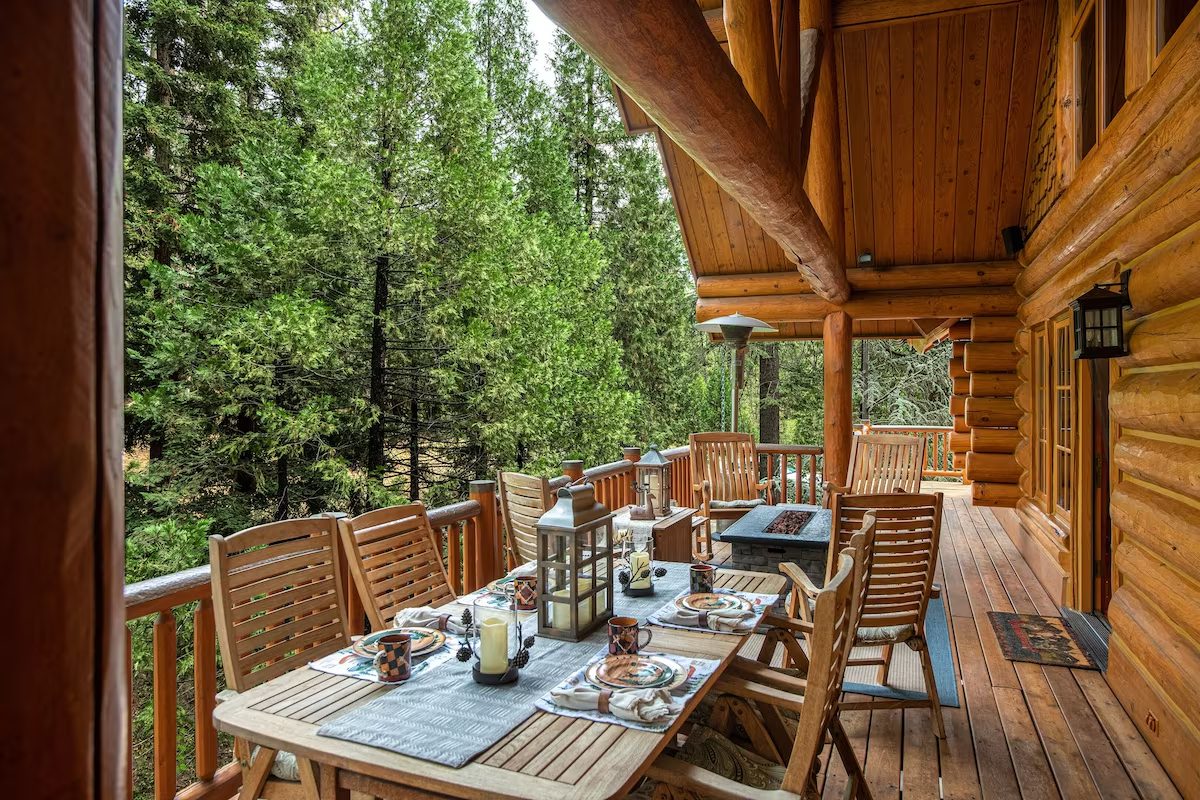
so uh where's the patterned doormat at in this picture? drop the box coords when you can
[987,612,1099,669]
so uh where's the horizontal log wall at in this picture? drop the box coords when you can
[1016,11,1200,794]
[964,316,1020,506]
[946,323,971,482]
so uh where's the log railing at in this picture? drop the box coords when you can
[859,423,962,479]
[124,483,501,800]
[758,443,824,504]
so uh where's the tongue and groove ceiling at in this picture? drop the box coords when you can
[616,0,1054,338]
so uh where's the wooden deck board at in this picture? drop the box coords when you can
[709,484,1180,800]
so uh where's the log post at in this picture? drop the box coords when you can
[725,0,783,134]
[800,0,844,253]
[469,480,500,587]
[562,460,585,484]
[823,311,854,484]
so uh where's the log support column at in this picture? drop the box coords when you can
[823,311,854,484]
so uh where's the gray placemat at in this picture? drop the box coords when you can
[316,561,699,767]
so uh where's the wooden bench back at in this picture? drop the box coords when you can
[827,493,943,632]
[844,432,926,495]
[338,503,456,631]
[209,516,350,693]
[781,546,859,794]
[688,431,761,502]
[498,471,552,565]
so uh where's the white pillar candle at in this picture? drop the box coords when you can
[551,579,605,630]
[479,617,509,674]
[630,551,652,589]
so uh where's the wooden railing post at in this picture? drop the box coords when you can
[152,610,178,800]
[562,460,585,484]
[469,480,500,588]
[193,598,217,785]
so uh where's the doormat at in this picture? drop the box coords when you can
[987,612,1098,670]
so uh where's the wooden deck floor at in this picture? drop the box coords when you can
[709,484,1182,800]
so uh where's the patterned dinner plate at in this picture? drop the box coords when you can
[350,627,446,659]
[675,592,752,613]
[486,574,515,594]
[585,654,687,691]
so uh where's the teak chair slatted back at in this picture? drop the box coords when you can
[209,516,350,694]
[782,549,860,794]
[689,432,766,514]
[843,432,927,496]
[338,503,456,631]
[826,493,942,630]
[498,471,552,565]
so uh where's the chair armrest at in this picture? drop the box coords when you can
[759,612,815,635]
[647,756,803,800]
[779,563,820,598]
[727,657,810,695]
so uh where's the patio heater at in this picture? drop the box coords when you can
[695,313,777,432]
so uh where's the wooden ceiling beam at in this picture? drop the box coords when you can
[696,286,1020,323]
[833,0,1022,30]
[532,0,849,304]
[695,260,1020,297]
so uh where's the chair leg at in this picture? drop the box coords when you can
[875,644,894,685]
[727,696,785,763]
[239,746,276,800]
[296,758,321,800]
[829,717,873,800]
[915,639,946,739]
[707,695,736,738]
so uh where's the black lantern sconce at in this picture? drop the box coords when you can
[1070,269,1131,359]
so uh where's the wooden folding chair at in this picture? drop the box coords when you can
[337,503,457,632]
[646,542,871,800]
[210,516,351,799]
[498,471,552,567]
[804,492,946,738]
[689,432,772,525]
[823,432,926,506]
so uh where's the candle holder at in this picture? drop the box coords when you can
[617,534,668,597]
[454,607,535,685]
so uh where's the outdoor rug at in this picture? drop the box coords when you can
[987,611,1099,669]
[748,596,960,708]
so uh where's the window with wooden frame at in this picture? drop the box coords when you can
[1051,317,1075,522]
[1067,0,1130,163]
[1032,325,1049,505]
[1157,0,1200,53]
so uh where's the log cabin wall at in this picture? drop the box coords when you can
[1014,4,1200,795]
[947,323,971,477]
[963,316,1021,506]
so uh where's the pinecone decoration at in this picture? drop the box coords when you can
[653,567,668,578]
[455,644,472,662]
[460,609,473,627]
[618,569,631,586]
[512,649,530,669]
[523,635,536,650]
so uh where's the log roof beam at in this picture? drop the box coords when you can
[532,0,850,304]
[695,260,1021,297]
[696,286,1020,323]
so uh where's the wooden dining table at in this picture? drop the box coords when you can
[214,568,786,800]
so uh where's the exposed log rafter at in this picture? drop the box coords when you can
[532,0,850,303]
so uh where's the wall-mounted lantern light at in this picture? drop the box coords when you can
[1070,270,1131,359]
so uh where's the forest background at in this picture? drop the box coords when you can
[122,0,949,792]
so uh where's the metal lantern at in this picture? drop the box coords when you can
[630,444,673,521]
[1070,270,1131,359]
[536,484,615,641]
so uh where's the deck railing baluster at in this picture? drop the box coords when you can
[152,610,177,800]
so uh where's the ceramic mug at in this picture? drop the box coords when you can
[690,563,716,594]
[608,615,653,655]
[512,574,538,611]
[372,632,413,683]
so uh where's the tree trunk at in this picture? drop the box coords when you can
[366,134,393,479]
[408,382,420,500]
[274,455,289,520]
[758,344,780,444]
[147,22,173,464]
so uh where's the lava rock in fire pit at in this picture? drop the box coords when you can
[763,510,815,536]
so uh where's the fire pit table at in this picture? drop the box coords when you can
[716,503,832,584]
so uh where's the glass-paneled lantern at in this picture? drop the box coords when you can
[630,444,673,521]
[1070,270,1131,359]
[536,484,614,641]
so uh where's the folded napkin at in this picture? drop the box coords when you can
[393,606,467,635]
[656,603,757,633]
[549,685,680,723]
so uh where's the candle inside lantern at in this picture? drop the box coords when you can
[479,617,509,674]
[551,578,608,630]
[629,551,652,590]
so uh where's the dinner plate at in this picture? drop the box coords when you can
[585,654,687,691]
[350,627,446,659]
[675,592,752,613]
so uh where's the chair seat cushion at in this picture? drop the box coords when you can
[856,623,916,645]
[677,724,787,790]
[709,498,767,510]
